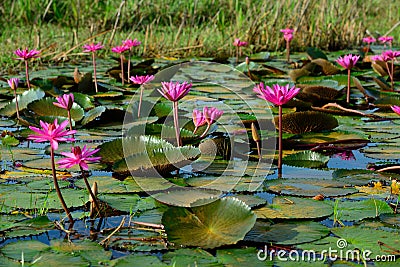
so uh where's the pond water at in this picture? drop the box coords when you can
[0,50,399,266]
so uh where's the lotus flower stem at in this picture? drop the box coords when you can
[120,55,125,86]
[173,101,182,146]
[92,52,99,93]
[346,68,351,103]
[80,165,101,216]
[12,88,20,120]
[138,86,144,118]
[278,105,283,176]
[286,40,290,63]
[127,49,132,79]
[199,123,211,139]
[50,147,74,224]
[24,60,31,89]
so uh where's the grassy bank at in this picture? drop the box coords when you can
[0,0,399,70]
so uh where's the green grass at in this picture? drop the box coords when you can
[0,0,399,72]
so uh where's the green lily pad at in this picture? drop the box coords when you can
[216,247,273,266]
[81,106,106,125]
[112,254,168,266]
[28,97,84,121]
[0,89,45,116]
[265,178,358,197]
[332,199,393,222]
[162,197,256,249]
[0,240,48,262]
[163,248,222,266]
[283,151,330,168]
[254,196,333,219]
[72,92,94,110]
[245,221,330,245]
[98,194,161,212]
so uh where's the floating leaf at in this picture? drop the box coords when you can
[72,92,94,110]
[283,151,330,168]
[245,221,330,245]
[0,89,45,116]
[163,248,221,266]
[112,254,168,266]
[162,197,256,248]
[276,111,338,134]
[332,199,393,221]
[216,247,273,266]
[81,106,106,125]
[254,196,333,219]
[28,97,84,121]
[0,240,48,262]
[1,135,19,146]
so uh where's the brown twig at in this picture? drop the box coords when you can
[99,217,125,246]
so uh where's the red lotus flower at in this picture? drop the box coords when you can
[28,119,76,150]
[83,42,104,53]
[53,93,74,110]
[7,78,19,90]
[336,54,360,69]
[203,106,223,125]
[112,45,129,54]
[362,36,376,44]
[57,145,101,170]
[391,105,400,115]
[158,81,192,102]
[14,48,40,60]
[129,75,155,85]
[123,39,141,48]
[253,83,300,106]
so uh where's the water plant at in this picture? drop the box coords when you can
[336,54,360,103]
[28,119,76,224]
[7,78,20,120]
[158,81,192,146]
[280,28,294,62]
[111,45,130,86]
[53,93,75,132]
[122,38,141,79]
[129,74,155,118]
[14,48,40,89]
[57,145,102,216]
[362,36,376,57]
[378,36,394,49]
[82,42,104,93]
[253,83,300,175]
[371,50,400,91]
[233,38,247,63]
[192,106,223,138]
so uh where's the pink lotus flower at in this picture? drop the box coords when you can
[233,38,248,47]
[382,50,400,60]
[53,93,74,110]
[123,38,141,48]
[281,28,294,42]
[362,36,376,44]
[253,83,300,106]
[336,54,360,69]
[158,81,192,102]
[112,45,129,54]
[372,51,400,91]
[378,36,394,44]
[391,105,400,115]
[129,75,155,85]
[28,119,76,150]
[7,78,21,119]
[57,145,101,170]
[7,78,19,90]
[370,55,384,61]
[14,48,40,60]
[193,109,207,129]
[83,42,104,53]
[203,106,224,125]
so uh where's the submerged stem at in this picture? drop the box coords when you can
[50,148,74,224]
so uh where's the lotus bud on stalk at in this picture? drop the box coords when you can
[7,78,20,120]
[251,122,261,159]
[82,42,104,93]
